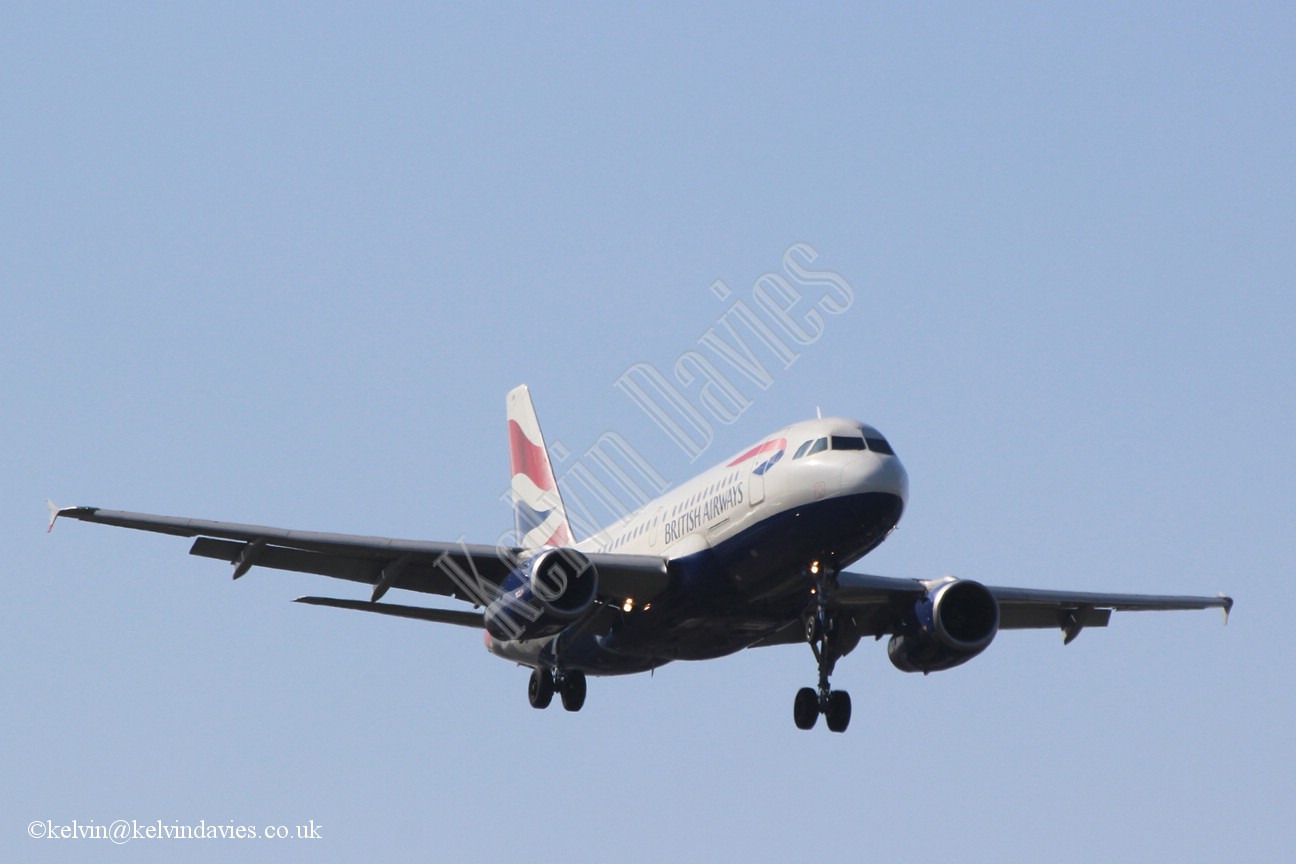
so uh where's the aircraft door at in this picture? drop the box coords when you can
[747,463,765,506]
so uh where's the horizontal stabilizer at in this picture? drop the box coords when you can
[293,595,485,629]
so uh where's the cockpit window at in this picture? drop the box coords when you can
[865,436,894,455]
[831,436,866,451]
[807,437,828,455]
[793,440,814,459]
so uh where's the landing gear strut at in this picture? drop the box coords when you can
[528,667,586,712]
[794,566,852,733]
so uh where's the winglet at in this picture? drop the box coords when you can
[1220,594,1233,625]
[46,500,60,533]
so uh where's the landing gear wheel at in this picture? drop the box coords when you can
[559,670,587,712]
[793,687,819,730]
[528,667,554,709]
[825,689,852,733]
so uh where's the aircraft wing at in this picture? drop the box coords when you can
[830,571,1232,643]
[983,583,1233,642]
[50,505,670,609]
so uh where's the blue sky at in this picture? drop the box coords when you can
[4,3,1292,862]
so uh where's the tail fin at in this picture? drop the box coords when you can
[506,385,574,549]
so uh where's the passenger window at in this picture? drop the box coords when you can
[865,437,895,455]
[793,440,813,459]
[807,437,828,455]
[831,436,866,451]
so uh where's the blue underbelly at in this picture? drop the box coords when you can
[562,492,903,672]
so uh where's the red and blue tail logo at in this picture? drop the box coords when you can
[506,386,574,549]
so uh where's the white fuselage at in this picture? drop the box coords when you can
[579,416,909,565]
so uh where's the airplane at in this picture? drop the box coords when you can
[50,385,1232,732]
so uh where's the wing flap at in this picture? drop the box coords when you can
[997,604,1112,631]
[192,537,379,582]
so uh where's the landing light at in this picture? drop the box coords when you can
[810,561,820,575]
[622,598,635,613]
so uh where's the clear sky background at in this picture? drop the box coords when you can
[4,3,1292,862]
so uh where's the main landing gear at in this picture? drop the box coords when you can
[794,566,852,733]
[527,667,586,712]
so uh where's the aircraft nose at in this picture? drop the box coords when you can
[840,452,908,504]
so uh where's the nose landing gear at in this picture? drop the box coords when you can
[794,567,852,733]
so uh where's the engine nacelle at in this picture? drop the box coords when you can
[484,548,599,642]
[888,579,1000,673]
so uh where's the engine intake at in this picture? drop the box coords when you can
[888,579,1000,673]
[484,548,599,642]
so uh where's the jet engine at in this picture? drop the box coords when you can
[484,548,599,642]
[887,579,1000,673]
